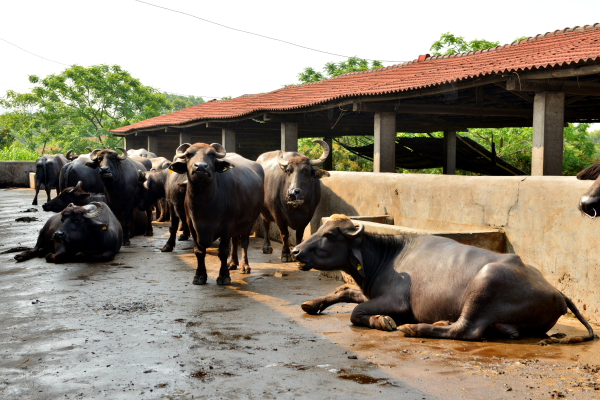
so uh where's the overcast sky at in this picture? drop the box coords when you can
[1,0,599,103]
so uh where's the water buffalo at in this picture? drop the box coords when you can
[128,148,157,158]
[160,167,190,252]
[257,140,330,262]
[169,143,264,284]
[85,148,147,245]
[292,214,595,345]
[59,151,105,194]
[137,169,170,235]
[577,163,600,217]
[15,202,122,263]
[32,154,68,205]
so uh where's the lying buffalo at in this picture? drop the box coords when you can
[15,202,122,263]
[170,143,264,284]
[257,139,330,262]
[576,163,600,217]
[32,154,68,205]
[292,214,595,345]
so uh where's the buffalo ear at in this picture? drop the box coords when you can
[313,168,330,179]
[85,162,99,169]
[577,163,600,180]
[215,160,234,173]
[169,160,187,174]
[349,248,365,278]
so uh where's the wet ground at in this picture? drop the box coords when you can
[1,188,600,399]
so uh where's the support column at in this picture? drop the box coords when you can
[323,137,333,171]
[179,132,192,145]
[443,130,457,175]
[123,136,129,150]
[147,135,158,155]
[373,112,396,173]
[532,91,565,176]
[222,128,237,152]
[281,122,298,152]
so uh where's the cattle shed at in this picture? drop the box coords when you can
[111,24,600,176]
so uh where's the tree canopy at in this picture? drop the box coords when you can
[298,57,383,84]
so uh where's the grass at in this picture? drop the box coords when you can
[0,146,39,161]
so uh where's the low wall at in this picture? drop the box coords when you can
[0,161,36,188]
[308,172,600,323]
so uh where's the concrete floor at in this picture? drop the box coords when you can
[1,188,600,400]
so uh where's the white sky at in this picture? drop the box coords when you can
[1,0,599,118]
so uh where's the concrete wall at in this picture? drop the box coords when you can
[309,172,600,323]
[0,161,36,188]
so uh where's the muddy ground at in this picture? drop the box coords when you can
[1,188,600,399]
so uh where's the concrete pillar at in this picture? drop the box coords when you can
[222,128,237,153]
[180,132,192,145]
[532,91,565,176]
[147,135,158,154]
[281,122,298,152]
[323,137,333,171]
[123,136,129,150]
[443,130,457,175]
[373,112,396,173]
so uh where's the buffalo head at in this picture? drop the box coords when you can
[292,214,365,273]
[577,163,600,218]
[86,148,128,180]
[277,140,330,207]
[169,143,233,182]
[42,181,91,212]
[52,202,109,246]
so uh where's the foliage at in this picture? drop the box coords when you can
[430,33,500,56]
[298,57,383,84]
[298,137,373,172]
[0,141,39,161]
[0,64,171,154]
[164,93,204,111]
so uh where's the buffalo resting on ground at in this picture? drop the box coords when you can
[257,139,330,262]
[292,214,595,345]
[169,143,264,285]
[15,202,122,263]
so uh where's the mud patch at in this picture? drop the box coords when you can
[15,216,38,222]
[101,302,156,313]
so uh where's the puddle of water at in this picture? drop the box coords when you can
[337,371,389,385]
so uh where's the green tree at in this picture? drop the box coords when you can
[430,33,500,56]
[0,64,171,154]
[298,57,383,84]
[164,93,204,111]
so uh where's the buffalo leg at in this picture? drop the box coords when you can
[261,216,273,254]
[177,203,189,241]
[192,245,208,285]
[350,296,413,332]
[238,233,251,274]
[216,236,232,285]
[273,215,293,262]
[144,209,153,237]
[32,183,41,206]
[45,185,52,203]
[302,284,367,314]
[161,205,179,252]
[228,236,239,270]
[45,243,69,264]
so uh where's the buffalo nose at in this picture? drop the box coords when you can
[194,162,209,171]
[53,231,66,239]
[99,166,110,174]
[291,247,300,260]
[580,195,600,218]
[288,188,301,196]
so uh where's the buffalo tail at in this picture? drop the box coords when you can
[538,293,596,345]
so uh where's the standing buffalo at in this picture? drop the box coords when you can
[257,140,330,262]
[160,167,190,252]
[128,148,157,158]
[169,143,264,285]
[577,163,600,217]
[85,148,146,245]
[59,150,105,194]
[32,154,68,205]
[15,202,122,263]
[292,215,595,345]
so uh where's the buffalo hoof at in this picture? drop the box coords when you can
[193,274,207,285]
[14,253,30,262]
[228,263,238,271]
[144,230,153,237]
[178,234,189,241]
[371,315,397,331]
[433,320,452,326]
[216,275,231,285]
[32,200,38,206]
[161,244,174,252]
[280,253,293,262]
[262,245,273,254]
[45,253,56,263]
[240,266,251,274]
[398,323,418,336]
[301,300,324,315]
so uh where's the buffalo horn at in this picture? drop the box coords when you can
[117,147,128,160]
[90,149,102,161]
[210,143,226,158]
[277,151,289,167]
[175,143,191,157]
[69,181,82,193]
[309,139,331,166]
[83,202,103,219]
[85,147,93,152]
[66,149,75,160]
[341,222,365,238]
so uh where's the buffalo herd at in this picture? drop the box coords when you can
[14,143,598,345]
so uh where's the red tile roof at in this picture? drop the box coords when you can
[112,24,600,134]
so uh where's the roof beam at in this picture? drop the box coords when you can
[506,78,600,96]
[353,101,532,118]
[505,63,600,80]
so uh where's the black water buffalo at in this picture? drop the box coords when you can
[128,148,157,158]
[257,140,330,262]
[137,169,170,235]
[42,181,149,236]
[160,167,190,252]
[576,163,600,217]
[32,154,68,205]
[169,143,264,284]
[292,214,595,345]
[15,202,122,263]
[59,151,105,194]
[85,148,147,245]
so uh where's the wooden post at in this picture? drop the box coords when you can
[180,132,192,145]
[532,91,565,176]
[147,135,158,155]
[443,130,457,175]
[373,112,396,173]
[323,137,333,171]
[123,136,129,151]
[281,122,298,152]
[222,128,237,152]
